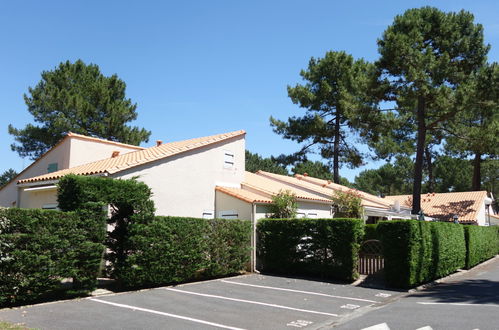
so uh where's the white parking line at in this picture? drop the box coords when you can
[165,288,339,317]
[89,298,245,330]
[220,280,378,303]
[417,302,499,307]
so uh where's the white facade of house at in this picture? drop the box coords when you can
[0,134,141,208]
[115,136,245,218]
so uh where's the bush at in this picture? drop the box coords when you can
[465,225,499,269]
[377,220,466,288]
[114,217,251,288]
[267,190,298,218]
[0,208,104,307]
[257,218,364,281]
[363,224,378,241]
[58,174,155,277]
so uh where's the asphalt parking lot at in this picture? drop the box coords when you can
[0,274,401,330]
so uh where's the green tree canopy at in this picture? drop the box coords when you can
[9,60,151,160]
[374,7,489,214]
[245,150,288,175]
[0,169,18,187]
[291,160,352,186]
[444,62,499,190]
[354,156,414,196]
[270,51,374,184]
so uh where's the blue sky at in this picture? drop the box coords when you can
[1,0,498,181]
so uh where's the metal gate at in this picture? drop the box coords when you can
[358,239,384,275]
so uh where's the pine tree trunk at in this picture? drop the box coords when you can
[333,115,340,184]
[412,96,426,215]
[425,147,434,193]
[472,153,482,191]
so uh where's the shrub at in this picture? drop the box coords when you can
[58,174,155,277]
[0,208,104,307]
[363,224,378,241]
[114,217,251,288]
[331,190,364,218]
[257,218,364,281]
[464,225,499,269]
[377,220,466,288]
[267,190,298,218]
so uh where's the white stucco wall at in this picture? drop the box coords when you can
[0,135,143,208]
[215,190,253,221]
[19,187,58,209]
[254,201,333,221]
[116,135,245,218]
[68,137,141,168]
[0,139,72,207]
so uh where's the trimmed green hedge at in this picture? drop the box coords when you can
[0,208,105,307]
[256,218,364,281]
[114,217,251,288]
[363,224,378,241]
[465,226,499,269]
[377,220,466,288]
[58,174,155,277]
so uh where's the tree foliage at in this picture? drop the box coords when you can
[444,62,499,190]
[245,150,288,175]
[374,7,489,214]
[271,51,374,184]
[9,60,151,160]
[267,190,298,219]
[354,156,414,196]
[291,160,352,186]
[0,169,18,187]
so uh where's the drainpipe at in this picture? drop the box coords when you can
[252,203,259,273]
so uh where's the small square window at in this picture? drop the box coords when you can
[47,163,58,173]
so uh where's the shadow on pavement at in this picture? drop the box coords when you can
[411,279,499,304]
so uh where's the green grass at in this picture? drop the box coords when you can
[0,321,34,330]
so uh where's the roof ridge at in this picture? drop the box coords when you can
[256,170,391,207]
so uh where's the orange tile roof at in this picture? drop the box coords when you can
[256,171,393,209]
[242,172,333,203]
[19,130,246,184]
[385,191,488,222]
[215,186,273,204]
[1,132,145,192]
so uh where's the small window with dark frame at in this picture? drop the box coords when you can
[47,163,58,173]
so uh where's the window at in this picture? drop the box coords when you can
[223,150,234,168]
[296,212,306,219]
[42,203,58,210]
[47,163,58,173]
[218,210,238,219]
[307,213,318,218]
[202,210,214,219]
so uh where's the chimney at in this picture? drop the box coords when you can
[303,173,308,177]
[156,140,163,146]
[111,151,120,158]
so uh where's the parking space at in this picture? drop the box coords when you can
[0,274,402,329]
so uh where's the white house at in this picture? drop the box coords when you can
[215,170,412,222]
[385,191,497,226]
[4,130,494,226]
[2,130,245,218]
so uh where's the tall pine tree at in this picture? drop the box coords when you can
[9,60,151,160]
[374,7,489,214]
[270,51,373,183]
